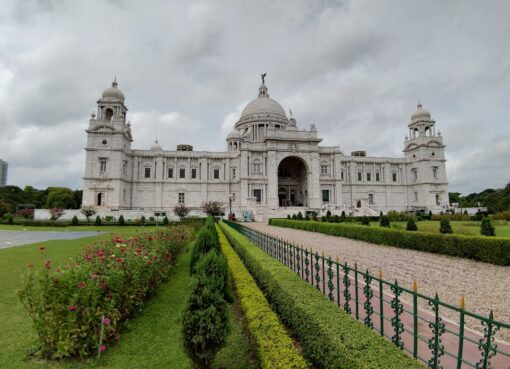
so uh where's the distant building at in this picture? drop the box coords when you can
[0,159,7,187]
[83,77,449,220]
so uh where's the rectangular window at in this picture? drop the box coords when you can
[231,168,236,179]
[214,168,220,179]
[433,167,438,179]
[392,172,397,182]
[144,167,151,178]
[179,168,185,179]
[253,189,262,203]
[321,165,329,174]
[358,172,362,181]
[412,169,418,181]
[99,159,107,172]
[322,189,330,203]
[122,161,127,175]
[178,192,185,204]
[168,168,173,178]
[341,170,344,180]
[252,163,262,174]
[191,168,197,179]
[368,193,374,204]
[367,172,371,181]
[414,192,418,202]
[375,172,380,182]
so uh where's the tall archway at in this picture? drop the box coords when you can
[277,156,308,207]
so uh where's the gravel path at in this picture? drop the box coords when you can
[244,223,510,342]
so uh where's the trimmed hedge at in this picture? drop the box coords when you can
[216,224,308,369]
[219,222,429,369]
[269,219,510,266]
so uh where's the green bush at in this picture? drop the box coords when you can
[182,277,229,369]
[291,214,297,220]
[118,214,125,226]
[268,219,510,265]
[220,223,423,369]
[340,211,346,219]
[406,217,418,231]
[481,217,495,236]
[439,218,452,234]
[379,215,390,227]
[18,227,192,359]
[104,215,114,222]
[140,215,146,225]
[287,214,291,219]
[190,229,219,273]
[217,225,308,369]
[163,216,169,225]
[296,212,303,220]
[360,216,370,226]
[195,250,233,303]
[71,215,79,226]
[94,215,102,226]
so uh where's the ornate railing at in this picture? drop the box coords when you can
[223,220,510,369]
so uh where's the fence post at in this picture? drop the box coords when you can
[315,251,321,291]
[343,262,352,314]
[327,256,334,301]
[354,262,359,320]
[379,270,384,336]
[412,280,418,359]
[363,269,374,328]
[322,252,326,294]
[476,310,499,369]
[390,280,404,350]
[428,292,445,369]
[456,295,465,369]
[336,256,340,307]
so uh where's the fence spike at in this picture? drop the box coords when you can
[459,295,465,310]
[412,280,417,292]
[379,269,383,279]
[336,255,339,263]
[321,251,324,257]
[354,262,358,270]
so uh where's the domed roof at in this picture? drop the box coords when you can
[411,101,431,122]
[150,139,163,151]
[239,83,287,121]
[227,129,241,140]
[101,78,125,103]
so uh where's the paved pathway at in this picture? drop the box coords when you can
[0,230,107,249]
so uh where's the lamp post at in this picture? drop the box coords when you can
[229,193,233,217]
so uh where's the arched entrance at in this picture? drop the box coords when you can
[277,156,308,207]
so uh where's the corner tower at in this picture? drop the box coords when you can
[403,102,448,211]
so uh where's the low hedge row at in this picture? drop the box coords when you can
[17,226,193,359]
[219,222,424,369]
[216,224,308,369]
[269,219,510,266]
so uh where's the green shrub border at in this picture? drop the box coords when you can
[216,224,308,369]
[269,219,510,266]
[220,222,427,369]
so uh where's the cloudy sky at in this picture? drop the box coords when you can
[1,0,509,195]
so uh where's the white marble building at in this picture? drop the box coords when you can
[82,77,448,220]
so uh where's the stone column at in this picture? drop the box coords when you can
[309,152,321,209]
[267,150,278,210]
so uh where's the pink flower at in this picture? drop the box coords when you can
[99,345,107,352]
[101,317,110,325]
[77,282,86,289]
[96,250,104,257]
[68,305,77,311]
[89,273,97,280]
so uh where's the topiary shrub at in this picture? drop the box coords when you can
[296,212,303,220]
[118,214,125,226]
[287,214,291,219]
[439,218,452,234]
[292,214,297,220]
[341,211,346,219]
[140,216,146,225]
[333,215,340,223]
[71,215,79,226]
[481,217,495,237]
[94,215,102,226]
[360,216,370,226]
[163,216,169,225]
[149,216,155,222]
[305,214,310,221]
[379,215,390,228]
[195,250,232,303]
[190,225,220,273]
[406,217,418,231]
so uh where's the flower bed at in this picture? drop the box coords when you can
[17,226,193,359]
[216,224,308,369]
[269,219,510,265]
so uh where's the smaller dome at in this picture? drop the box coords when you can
[101,77,125,103]
[227,129,241,140]
[411,101,431,122]
[150,139,163,151]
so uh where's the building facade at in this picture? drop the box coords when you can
[0,159,8,187]
[82,78,448,220]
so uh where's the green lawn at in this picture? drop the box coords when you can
[0,224,163,232]
[370,220,510,237]
[0,226,256,369]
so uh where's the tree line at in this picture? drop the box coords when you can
[0,186,82,215]
[449,181,510,213]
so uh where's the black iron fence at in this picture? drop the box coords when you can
[223,220,510,369]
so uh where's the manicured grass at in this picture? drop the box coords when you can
[0,224,163,232]
[371,220,510,237]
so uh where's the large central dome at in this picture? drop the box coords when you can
[236,82,289,128]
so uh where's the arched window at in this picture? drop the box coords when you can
[105,108,114,121]
[97,193,102,206]
[425,126,431,136]
[356,200,362,208]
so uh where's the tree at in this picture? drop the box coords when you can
[296,211,303,220]
[174,204,189,219]
[360,216,370,226]
[163,216,169,225]
[200,201,225,217]
[480,217,495,236]
[439,218,452,234]
[94,215,102,226]
[15,208,34,219]
[341,211,346,219]
[379,215,390,227]
[80,205,96,222]
[71,215,79,226]
[0,199,12,216]
[49,208,65,220]
[406,217,418,231]
[46,188,76,209]
[118,214,125,226]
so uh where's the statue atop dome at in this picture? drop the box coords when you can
[261,73,266,84]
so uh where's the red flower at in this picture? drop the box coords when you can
[96,250,104,257]
[114,238,122,244]
[84,254,92,261]
[39,245,46,253]
[68,305,77,311]
[101,317,111,325]
[135,248,142,255]
[99,345,107,352]
[119,246,126,252]
[77,282,87,289]
[148,236,153,241]
[115,257,123,263]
